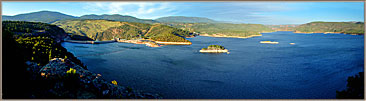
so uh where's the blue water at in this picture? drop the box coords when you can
[62,31,364,99]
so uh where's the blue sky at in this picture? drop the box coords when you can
[2,2,364,25]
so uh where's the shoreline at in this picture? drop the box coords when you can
[199,34,263,39]
[293,31,363,35]
[117,39,163,47]
[65,39,116,44]
[154,41,192,45]
[65,39,192,47]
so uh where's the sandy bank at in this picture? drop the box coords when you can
[154,41,192,45]
[117,39,163,47]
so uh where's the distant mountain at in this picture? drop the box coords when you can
[155,16,219,23]
[2,11,229,25]
[2,11,77,23]
[294,21,364,34]
[79,14,158,24]
[164,23,274,37]
[2,11,158,24]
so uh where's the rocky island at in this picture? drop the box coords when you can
[199,45,229,53]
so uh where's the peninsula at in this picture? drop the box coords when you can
[52,19,194,47]
[293,22,363,35]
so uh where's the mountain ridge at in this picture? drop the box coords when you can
[2,10,222,24]
[2,11,77,23]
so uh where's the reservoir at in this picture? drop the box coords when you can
[62,31,364,99]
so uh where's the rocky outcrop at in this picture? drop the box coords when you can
[27,58,162,99]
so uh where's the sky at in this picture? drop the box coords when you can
[2,2,364,25]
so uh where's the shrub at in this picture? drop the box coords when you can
[111,80,118,85]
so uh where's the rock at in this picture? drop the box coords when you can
[41,72,46,77]
[33,58,162,99]
[102,90,109,95]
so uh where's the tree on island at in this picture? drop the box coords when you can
[201,45,226,50]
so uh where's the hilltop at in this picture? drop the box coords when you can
[52,19,193,42]
[2,21,68,42]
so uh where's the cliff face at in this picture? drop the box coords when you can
[28,58,162,99]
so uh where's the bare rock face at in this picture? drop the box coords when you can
[34,58,162,99]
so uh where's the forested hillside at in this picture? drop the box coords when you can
[294,22,364,34]
[80,14,158,24]
[2,21,68,42]
[52,19,193,42]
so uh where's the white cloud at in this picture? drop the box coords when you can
[82,2,175,19]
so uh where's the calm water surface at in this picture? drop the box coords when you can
[62,31,364,99]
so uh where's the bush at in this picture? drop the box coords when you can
[207,45,225,50]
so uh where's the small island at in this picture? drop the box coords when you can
[200,45,229,53]
[260,41,279,44]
